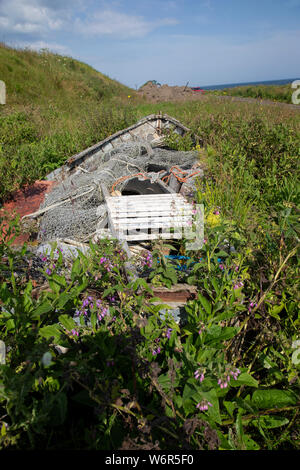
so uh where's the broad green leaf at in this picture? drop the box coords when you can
[205,326,237,346]
[31,301,53,319]
[71,257,81,281]
[39,324,62,343]
[197,293,212,315]
[223,400,236,417]
[230,372,259,388]
[252,389,298,409]
[251,415,289,429]
[91,311,97,331]
[243,434,260,450]
[5,319,15,331]
[58,314,76,331]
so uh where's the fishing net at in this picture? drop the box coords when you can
[37,141,201,243]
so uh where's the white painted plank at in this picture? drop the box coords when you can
[124,232,183,241]
[114,217,192,226]
[109,209,194,217]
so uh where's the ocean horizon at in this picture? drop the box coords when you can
[197,78,299,90]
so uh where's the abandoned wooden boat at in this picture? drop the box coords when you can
[46,113,201,182]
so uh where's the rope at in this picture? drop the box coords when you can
[111,167,202,193]
[162,166,202,184]
[111,172,150,193]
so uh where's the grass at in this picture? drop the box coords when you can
[0,44,299,450]
[208,82,298,104]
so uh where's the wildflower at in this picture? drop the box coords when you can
[152,346,161,356]
[234,281,244,289]
[71,329,79,337]
[198,322,205,334]
[196,400,213,411]
[45,268,52,275]
[141,250,153,268]
[219,263,224,270]
[194,368,205,382]
[248,301,257,313]
[166,328,173,339]
[206,211,221,227]
[229,367,241,380]
[217,378,228,389]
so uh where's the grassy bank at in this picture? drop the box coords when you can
[0,46,299,450]
[209,82,298,104]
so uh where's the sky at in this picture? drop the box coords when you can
[0,0,299,88]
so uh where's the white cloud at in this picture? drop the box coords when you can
[0,0,64,34]
[0,0,178,40]
[74,10,178,38]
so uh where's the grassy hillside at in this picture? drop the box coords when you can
[0,43,134,106]
[209,82,297,104]
[0,43,142,201]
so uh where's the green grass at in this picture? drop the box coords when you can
[208,82,298,104]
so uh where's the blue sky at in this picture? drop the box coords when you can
[0,0,299,88]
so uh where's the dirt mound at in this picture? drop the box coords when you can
[138,81,206,103]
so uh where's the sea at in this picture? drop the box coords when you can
[198,78,299,90]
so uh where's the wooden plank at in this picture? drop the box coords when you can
[108,199,188,206]
[104,190,194,242]
[100,183,131,259]
[109,209,194,217]
[109,194,186,201]
[110,206,192,214]
[114,218,192,228]
[125,232,183,241]
[108,198,190,206]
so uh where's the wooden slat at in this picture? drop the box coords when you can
[108,194,186,202]
[124,232,183,241]
[105,191,194,242]
[115,219,192,229]
[109,209,194,217]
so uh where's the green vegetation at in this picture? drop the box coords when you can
[209,82,297,103]
[0,45,299,450]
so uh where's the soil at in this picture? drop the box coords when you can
[0,180,56,246]
[138,82,300,111]
[137,82,206,103]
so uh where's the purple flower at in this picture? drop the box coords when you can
[218,378,228,389]
[71,329,79,337]
[194,368,205,382]
[219,264,224,270]
[45,268,52,275]
[196,400,213,411]
[166,328,173,339]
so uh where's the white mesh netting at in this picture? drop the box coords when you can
[37,141,200,243]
